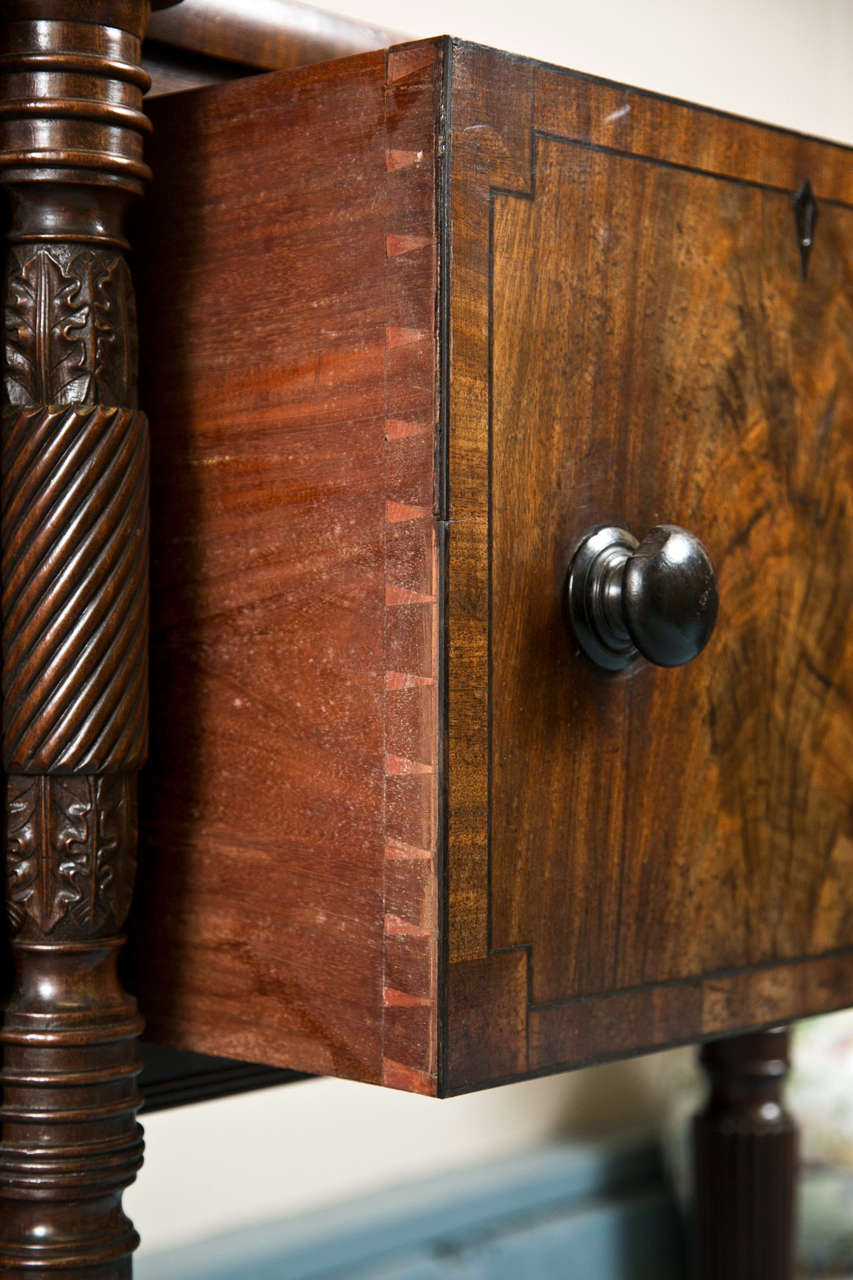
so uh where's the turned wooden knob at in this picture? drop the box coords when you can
[566,523,719,671]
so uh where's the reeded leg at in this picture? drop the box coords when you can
[0,2,159,1272]
[693,1027,797,1280]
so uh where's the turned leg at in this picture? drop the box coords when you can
[0,2,161,1273]
[693,1026,797,1280]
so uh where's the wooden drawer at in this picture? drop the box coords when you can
[129,38,853,1096]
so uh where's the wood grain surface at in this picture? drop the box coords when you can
[128,40,853,1096]
[0,2,154,1270]
[129,43,442,1091]
[442,43,853,1091]
[491,142,852,996]
[142,0,404,100]
[147,0,402,72]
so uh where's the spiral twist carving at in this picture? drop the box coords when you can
[0,2,156,1272]
[1,404,149,774]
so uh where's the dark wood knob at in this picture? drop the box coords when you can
[566,523,719,671]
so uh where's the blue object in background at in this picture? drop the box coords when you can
[137,1138,686,1280]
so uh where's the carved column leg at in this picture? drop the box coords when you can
[0,3,159,1273]
[693,1027,797,1280]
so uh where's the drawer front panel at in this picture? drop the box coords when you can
[445,44,853,1090]
[492,138,853,1000]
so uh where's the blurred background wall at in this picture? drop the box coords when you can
[127,0,853,1257]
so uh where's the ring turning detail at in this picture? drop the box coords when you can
[0,3,155,1273]
[566,523,719,671]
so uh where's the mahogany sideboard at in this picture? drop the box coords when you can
[0,2,851,1275]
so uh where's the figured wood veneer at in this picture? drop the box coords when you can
[130,40,853,1096]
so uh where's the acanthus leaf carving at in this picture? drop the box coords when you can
[5,774,137,938]
[5,777,41,934]
[4,249,91,405]
[3,245,136,408]
[93,254,135,404]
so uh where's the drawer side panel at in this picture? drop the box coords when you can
[128,43,443,1090]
